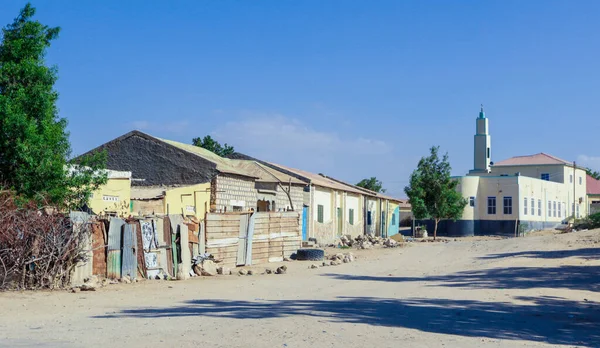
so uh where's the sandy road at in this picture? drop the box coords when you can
[1,230,599,348]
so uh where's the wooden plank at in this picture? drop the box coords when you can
[206,220,241,227]
[206,246,238,254]
[206,226,241,233]
[207,232,240,239]
[206,214,246,222]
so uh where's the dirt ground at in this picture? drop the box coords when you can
[1,229,599,348]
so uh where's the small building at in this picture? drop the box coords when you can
[587,175,600,214]
[428,107,588,236]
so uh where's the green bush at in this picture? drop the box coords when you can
[573,212,600,230]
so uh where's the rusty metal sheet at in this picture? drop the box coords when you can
[163,216,174,277]
[91,222,107,276]
[121,223,138,280]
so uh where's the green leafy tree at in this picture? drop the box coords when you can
[586,167,600,181]
[356,177,386,193]
[0,4,106,208]
[192,135,235,157]
[404,146,467,239]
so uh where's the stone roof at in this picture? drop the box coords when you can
[587,175,600,195]
[493,153,573,167]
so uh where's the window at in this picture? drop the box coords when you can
[102,195,119,202]
[487,148,490,158]
[577,204,580,218]
[317,205,324,223]
[572,203,575,216]
[548,201,552,217]
[570,174,573,183]
[391,213,396,226]
[469,197,475,207]
[523,197,528,215]
[367,211,372,225]
[503,197,512,215]
[553,201,557,217]
[349,208,355,225]
[579,176,583,185]
[232,206,243,212]
[558,202,562,218]
[487,197,497,215]
[538,199,542,216]
[541,173,550,181]
[531,198,535,216]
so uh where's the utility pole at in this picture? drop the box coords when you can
[573,161,577,218]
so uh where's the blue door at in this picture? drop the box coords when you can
[302,206,308,240]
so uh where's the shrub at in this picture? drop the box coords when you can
[0,191,92,290]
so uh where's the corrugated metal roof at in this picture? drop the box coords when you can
[159,138,256,178]
[494,153,573,167]
[587,175,600,195]
[229,160,306,185]
[267,163,374,195]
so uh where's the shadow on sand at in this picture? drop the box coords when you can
[95,296,600,346]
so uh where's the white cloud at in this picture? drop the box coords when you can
[211,112,410,197]
[577,155,600,171]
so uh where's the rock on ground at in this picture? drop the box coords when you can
[217,266,231,275]
[200,260,218,276]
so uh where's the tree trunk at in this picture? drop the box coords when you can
[433,219,439,240]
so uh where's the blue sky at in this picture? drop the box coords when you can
[1,1,599,197]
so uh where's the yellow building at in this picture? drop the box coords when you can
[131,183,211,219]
[88,169,132,217]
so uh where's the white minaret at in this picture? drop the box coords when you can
[473,104,491,172]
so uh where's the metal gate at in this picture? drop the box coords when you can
[302,206,308,240]
[122,223,138,280]
[236,214,250,266]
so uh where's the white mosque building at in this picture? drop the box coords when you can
[431,106,588,236]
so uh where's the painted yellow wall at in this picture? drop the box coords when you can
[88,177,131,217]
[164,183,211,219]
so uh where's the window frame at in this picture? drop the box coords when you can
[317,204,324,223]
[523,197,528,215]
[538,199,542,216]
[503,196,513,215]
[487,196,497,215]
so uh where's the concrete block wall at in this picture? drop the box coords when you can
[214,174,257,212]
[275,185,304,212]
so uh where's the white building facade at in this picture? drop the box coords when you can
[427,107,588,236]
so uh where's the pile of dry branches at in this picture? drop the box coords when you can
[0,192,91,290]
